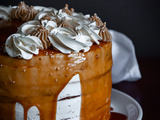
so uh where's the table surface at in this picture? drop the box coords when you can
[112,57,160,120]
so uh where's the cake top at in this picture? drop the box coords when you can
[0,2,111,60]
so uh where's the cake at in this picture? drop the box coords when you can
[0,2,112,120]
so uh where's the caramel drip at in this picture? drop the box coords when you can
[21,6,38,21]
[31,25,51,49]
[99,22,111,42]
[90,13,103,26]
[11,2,29,19]
[62,4,74,15]
[57,17,73,29]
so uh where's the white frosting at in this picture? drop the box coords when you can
[56,74,81,120]
[17,20,57,35]
[2,4,104,59]
[4,33,44,60]
[0,5,14,19]
[34,10,57,21]
[15,102,24,120]
[49,27,91,53]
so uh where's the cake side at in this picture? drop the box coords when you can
[0,41,112,120]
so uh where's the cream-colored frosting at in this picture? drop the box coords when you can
[1,4,112,59]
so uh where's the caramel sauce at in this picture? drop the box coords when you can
[110,112,127,120]
[0,19,112,120]
[110,107,128,120]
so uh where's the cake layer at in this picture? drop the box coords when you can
[0,41,112,120]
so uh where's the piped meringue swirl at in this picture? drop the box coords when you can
[31,25,51,49]
[90,13,103,26]
[21,6,38,21]
[0,5,13,19]
[11,2,29,19]
[62,4,74,16]
[4,34,44,60]
[99,22,112,42]
[11,2,39,21]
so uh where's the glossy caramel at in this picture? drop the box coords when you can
[0,19,112,120]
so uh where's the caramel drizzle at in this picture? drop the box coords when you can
[31,25,51,49]
[62,4,74,15]
[90,13,103,26]
[11,2,38,21]
[99,22,111,42]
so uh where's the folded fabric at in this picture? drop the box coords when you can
[109,30,141,84]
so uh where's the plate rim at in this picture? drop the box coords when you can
[111,88,143,120]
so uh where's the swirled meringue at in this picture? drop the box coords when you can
[57,17,73,29]
[0,5,14,19]
[21,6,38,21]
[48,31,90,54]
[99,22,112,42]
[76,24,102,44]
[62,4,74,16]
[34,10,57,21]
[11,2,29,19]
[4,34,44,60]
[89,13,103,26]
[31,26,51,49]
[17,20,57,35]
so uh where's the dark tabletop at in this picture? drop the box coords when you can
[112,57,160,120]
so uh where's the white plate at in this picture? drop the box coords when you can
[111,89,143,120]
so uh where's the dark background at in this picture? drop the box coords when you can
[0,0,160,58]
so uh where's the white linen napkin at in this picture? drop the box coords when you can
[109,30,141,84]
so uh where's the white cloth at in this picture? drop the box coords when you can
[109,30,141,84]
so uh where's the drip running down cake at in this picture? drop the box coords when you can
[0,2,112,120]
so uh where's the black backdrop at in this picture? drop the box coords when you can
[0,0,160,58]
